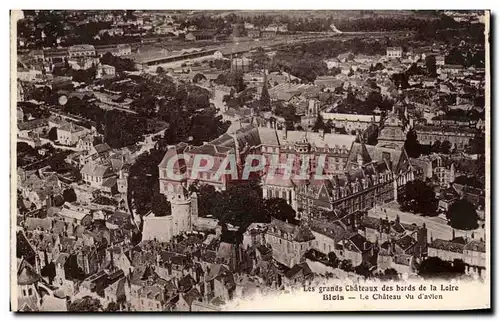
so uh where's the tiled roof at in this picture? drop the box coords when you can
[18,259,41,285]
[429,238,465,253]
[80,162,113,178]
[269,218,315,242]
[464,240,486,253]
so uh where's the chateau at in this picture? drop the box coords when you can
[158,110,416,218]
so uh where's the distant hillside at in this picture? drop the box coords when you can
[196,10,442,21]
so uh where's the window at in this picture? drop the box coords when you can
[22,289,26,297]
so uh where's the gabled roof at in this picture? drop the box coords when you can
[347,233,371,253]
[309,219,353,242]
[58,207,90,222]
[93,143,111,154]
[80,162,114,178]
[395,235,417,253]
[102,176,117,188]
[285,262,313,279]
[25,217,52,231]
[18,259,41,285]
[269,218,315,242]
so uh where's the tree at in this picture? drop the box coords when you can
[259,80,271,111]
[263,198,298,224]
[48,127,58,141]
[383,268,399,280]
[128,149,165,217]
[105,302,120,312]
[192,73,207,83]
[68,296,102,312]
[418,257,465,279]
[312,113,326,132]
[363,124,379,145]
[197,180,267,228]
[447,199,479,230]
[425,55,437,77]
[63,188,77,203]
[340,259,354,272]
[398,179,438,215]
[93,136,103,145]
[404,128,421,158]
[151,192,171,217]
[446,47,465,66]
[440,140,452,154]
[327,252,340,268]
[156,66,165,74]
[431,140,441,153]
[354,262,372,278]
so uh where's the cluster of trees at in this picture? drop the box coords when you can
[336,14,459,33]
[335,90,393,115]
[418,257,466,279]
[374,268,400,281]
[398,179,438,216]
[208,59,231,71]
[128,75,230,147]
[214,71,246,92]
[63,188,77,203]
[194,182,298,229]
[17,11,67,48]
[100,52,136,73]
[68,296,102,312]
[274,102,299,130]
[223,87,257,110]
[127,148,170,218]
[445,47,485,68]
[62,96,150,148]
[101,110,148,148]
[311,114,333,133]
[92,194,118,206]
[17,142,44,168]
[71,67,97,84]
[447,199,479,230]
[183,11,460,34]
[21,85,59,106]
[362,124,380,145]
[404,129,455,158]
[268,50,329,83]
[17,143,71,172]
[19,11,147,48]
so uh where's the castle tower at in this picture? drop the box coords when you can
[171,191,192,235]
[190,192,198,223]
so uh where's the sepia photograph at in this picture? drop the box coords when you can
[10,9,490,312]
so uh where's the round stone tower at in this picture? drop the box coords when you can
[170,192,192,236]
